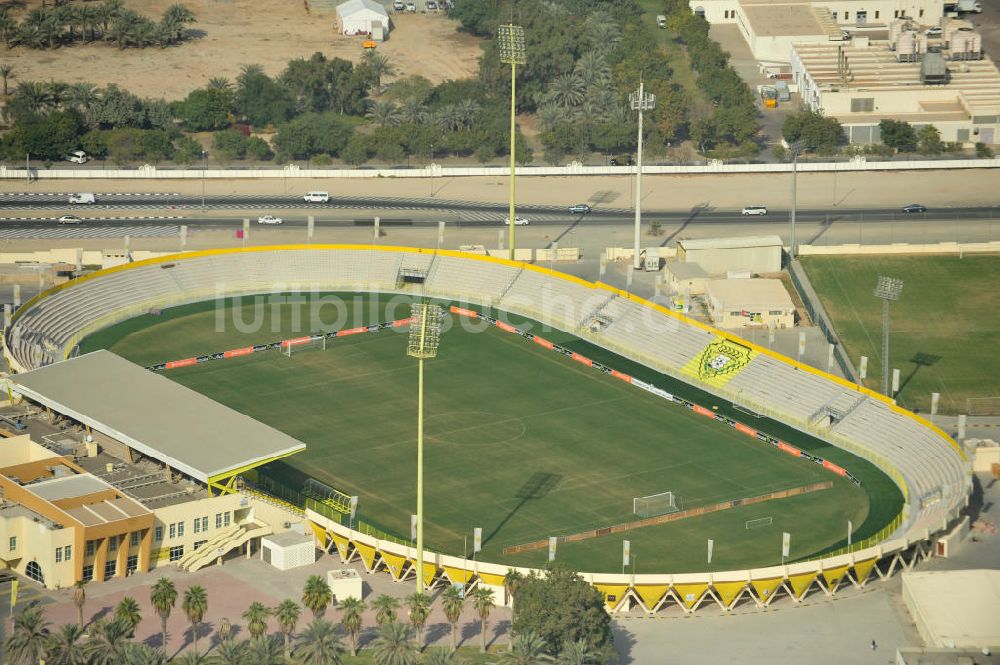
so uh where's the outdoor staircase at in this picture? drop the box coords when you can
[175,521,273,572]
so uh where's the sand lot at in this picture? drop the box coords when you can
[0,0,485,100]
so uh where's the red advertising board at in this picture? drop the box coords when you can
[495,321,516,333]
[450,306,478,318]
[223,346,254,359]
[337,327,366,337]
[693,404,716,419]
[533,336,554,350]
[392,317,412,327]
[778,442,802,457]
[610,370,632,383]
[281,336,312,348]
[735,422,758,437]
[165,357,197,369]
[823,460,847,476]
[571,353,593,367]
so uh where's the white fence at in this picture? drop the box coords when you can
[3,156,1000,181]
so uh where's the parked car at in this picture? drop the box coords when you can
[741,205,768,216]
[657,14,667,28]
[568,204,592,214]
[406,2,416,11]
[500,217,529,225]
[65,150,90,164]
[610,155,634,166]
[57,215,82,225]
[257,215,283,224]
[926,26,944,37]
[902,203,927,213]
[69,193,96,204]
[393,0,404,9]
[426,0,437,9]
[303,191,330,203]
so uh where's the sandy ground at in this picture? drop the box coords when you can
[0,1,484,100]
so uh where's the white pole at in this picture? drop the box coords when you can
[373,216,380,244]
[827,343,835,371]
[957,414,967,440]
[307,215,314,243]
[930,392,940,418]
[859,355,868,380]
[437,221,445,248]
[179,225,187,249]
[891,368,900,397]
[633,80,644,272]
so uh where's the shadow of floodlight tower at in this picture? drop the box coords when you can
[498,23,526,261]
[406,302,443,593]
[873,276,903,397]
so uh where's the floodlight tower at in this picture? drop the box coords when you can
[498,23,526,261]
[407,302,443,593]
[787,140,807,258]
[629,81,656,271]
[873,276,903,397]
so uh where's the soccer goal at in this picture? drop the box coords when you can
[745,516,773,529]
[282,335,328,357]
[633,491,679,518]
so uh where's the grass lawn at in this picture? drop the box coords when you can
[82,294,898,573]
[802,255,1000,414]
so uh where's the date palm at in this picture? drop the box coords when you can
[574,51,611,91]
[121,642,168,665]
[495,631,552,665]
[182,585,208,657]
[0,10,17,45]
[422,647,468,665]
[365,100,399,127]
[72,580,87,628]
[371,594,399,627]
[397,97,425,125]
[4,604,51,665]
[274,598,300,658]
[66,82,97,111]
[441,586,465,651]
[371,621,417,665]
[248,635,283,664]
[405,592,431,651]
[212,637,246,665]
[207,77,232,91]
[362,50,395,95]
[554,639,599,665]
[97,0,122,34]
[549,73,585,108]
[301,574,333,619]
[47,623,87,665]
[338,596,365,657]
[83,617,132,665]
[242,600,271,641]
[162,3,195,43]
[80,5,100,42]
[150,577,177,654]
[292,618,345,665]
[470,586,494,653]
[114,595,142,637]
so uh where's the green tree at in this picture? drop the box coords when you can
[292,618,345,665]
[441,586,465,652]
[470,586,494,653]
[554,639,600,665]
[245,136,273,161]
[212,637,246,665]
[242,600,271,641]
[917,124,943,155]
[115,596,142,637]
[371,621,418,665]
[272,111,356,160]
[161,3,195,43]
[496,631,552,665]
[511,567,613,659]
[182,585,208,657]
[879,119,917,153]
[83,618,132,665]
[405,592,432,651]
[174,135,204,164]
[0,63,13,96]
[274,599,301,659]
[247,635,283,664]
[46,623,87,665]
[338,596,366,657]
[782,110,843,153]
[213,129,248,160]
[372,594,400,627]
[301,574,333,619]
[173,87,233,131]
[121,642,168,665]
[362,50,395,95]
[4,605,51,665]
[236,65,294,127]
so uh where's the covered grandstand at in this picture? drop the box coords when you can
[2,245,971,611]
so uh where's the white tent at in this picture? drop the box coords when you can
[336,0,389,36]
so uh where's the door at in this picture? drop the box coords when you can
[856,10,867,24]
[979,128,995,145]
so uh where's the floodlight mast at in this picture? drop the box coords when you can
[873,276,903,397]
[787,140,807,258]
[407,302,443,593]
[629,81,655,271]
[498,24,526,261]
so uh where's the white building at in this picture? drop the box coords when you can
[336,0,390,36]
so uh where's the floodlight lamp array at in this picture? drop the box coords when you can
[497,24,527,65]
[407,303,443,359]
[874,276,904,301]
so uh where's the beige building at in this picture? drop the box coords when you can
[676,236,783,276]
[705,278,796,328]
[792,37,1000,144]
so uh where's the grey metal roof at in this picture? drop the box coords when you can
[29,474,108,501]
[13,351,306,483]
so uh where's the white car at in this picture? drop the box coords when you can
[406,2,416,11]
[65,150,90,164]
[257,215,283,225]
[303,191,330,203]
[393,0,404,9]
[741,205,768,216]
[69,193,96,204]
[501,217,529,225]
[57,215,82,225]
[926,26,943,37]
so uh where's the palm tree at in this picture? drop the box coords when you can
[217,616,233,643]
[115,596,142,637]
[441,586,465,652]
[65,82,97,112]
[121,642,168,665]
[182,585,208,657]
[397,97,425,125]
[372,594,399,627]
[109,10,141,49]
[171,651,206,665]
[4,605,51,665]
[301,574,333,619]
[72,580,87,628]
[83,617,132,665]
[292,618,345,665]
[247,635,283,664]
[495,631,552,665]
[0,63,14,97]
[97,0,122,34]
[274,599,301,659]
[46,623,87,665]
[549,73,586,108]
[150,577,177,654]
[362,50,395,95]
[405,592,431,651]
[207,77,232,91]
[574,52,611,91]
[554,639,599,665]
[470,586,494,653]
[161,3,195,43]
[457,99,480,129]
[80,4,100,42]
[338,596,365,657]
[0,10,17,46]
[422,646,468,665]
[371,621,418,665]
[365,100,399,127]
[242,601,271,641]
[212,637,246,665]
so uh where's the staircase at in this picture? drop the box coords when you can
[175,521,273,572]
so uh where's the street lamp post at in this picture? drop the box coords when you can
[498,23,526,261]
[406,303,443,594]
[629,81,656,271]
[787,140,807,259]
[201,150,207,211]
[873,276,903,397]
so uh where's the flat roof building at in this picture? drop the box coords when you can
[705,278,796,328]
[677,235,783,276]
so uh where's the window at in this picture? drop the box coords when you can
[851,97,875,112]
[169,545,184,562]
[224,513,231,527]
[26,561,44,584]
[131,532,140,548]
[216,513,223,529]
[844,11,849,19]
[108,535,119,551]
[64,545,72,561]
[56,547,63,563]
[201,517,209,532]
[832,11,838,19]
[85,540,96,557]
[169,523,176,539]
[874,10,879,18]
[194,517,208,534]
[919,8,924,16]
[194,540,208,551]
[126,555,138,575]
[104,560,116,579]
[730,311,742,316]
[8,536,15,552]
[177,522,185,537]
[82,565,94,582]
[957,129,970,142]
[769,310,784,315]
[155,526,163,542]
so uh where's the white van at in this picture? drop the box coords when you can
[741,205,768,216]
[303,191,330,203]
[657,14,667,28]
[69,193,96,205]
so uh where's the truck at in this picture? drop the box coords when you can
[643,247,660,272]
[945,0,982,12]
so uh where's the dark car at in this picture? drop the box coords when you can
[610,155,635,166]
[902,203,928,213]
[568,204,592,214]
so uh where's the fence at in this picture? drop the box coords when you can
[786,258,858,382]
[966,397,1000,416]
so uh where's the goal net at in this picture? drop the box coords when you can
[282,335,328,357]
[633,491,678,518]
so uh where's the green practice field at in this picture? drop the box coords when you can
[81,294,901,573]
[802,255,1000,414]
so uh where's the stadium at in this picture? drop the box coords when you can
[2,245,970,614]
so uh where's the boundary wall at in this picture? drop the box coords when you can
[1,245,970,614]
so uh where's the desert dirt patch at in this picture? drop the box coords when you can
[0,0,485,100]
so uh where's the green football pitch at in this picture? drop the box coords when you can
[802,255,1000,415]
[81,293,901,573]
